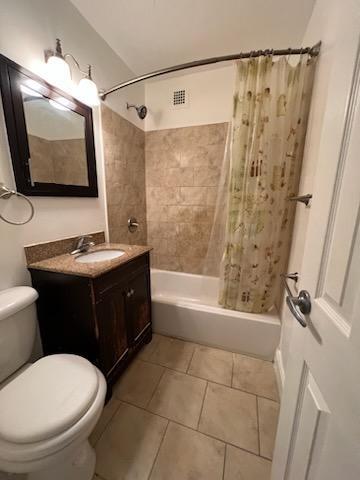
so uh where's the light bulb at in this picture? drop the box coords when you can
[76,77,100,107]
[46,55,71,89]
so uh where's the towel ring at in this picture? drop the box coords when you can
[0,184,35,225]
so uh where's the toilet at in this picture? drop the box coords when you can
[0,286,106,480]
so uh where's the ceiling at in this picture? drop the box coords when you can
[70,0,315,76]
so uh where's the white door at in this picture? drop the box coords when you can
[271,27,360,480]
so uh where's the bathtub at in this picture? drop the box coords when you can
[151,269,281,361]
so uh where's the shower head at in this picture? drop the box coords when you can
[126,102,147,120]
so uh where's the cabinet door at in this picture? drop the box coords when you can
[126,268,151,344]
[96,287,129,377]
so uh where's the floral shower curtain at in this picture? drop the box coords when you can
[209,54,316,313]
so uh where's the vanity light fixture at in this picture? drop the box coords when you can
[45,38,100,107]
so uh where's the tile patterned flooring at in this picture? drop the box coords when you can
[92,334,280,480]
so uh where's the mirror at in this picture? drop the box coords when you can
[22,91,88,186]
[0,54,98,197]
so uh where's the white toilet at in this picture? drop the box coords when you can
[0,286,106,480]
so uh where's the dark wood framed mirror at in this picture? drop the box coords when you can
[0,54,98,197]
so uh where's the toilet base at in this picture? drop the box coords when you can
[28,441,95,480]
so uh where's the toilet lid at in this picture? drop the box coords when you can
[0,354,99,444]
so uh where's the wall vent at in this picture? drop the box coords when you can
[172,89,188,108]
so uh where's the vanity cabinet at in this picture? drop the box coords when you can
[29,252,151,390]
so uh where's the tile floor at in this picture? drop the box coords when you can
[91,334,280,480]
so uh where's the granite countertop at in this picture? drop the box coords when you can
[27,242,152,278]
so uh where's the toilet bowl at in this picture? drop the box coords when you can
[0,287,106,480]
[0,354,106,480]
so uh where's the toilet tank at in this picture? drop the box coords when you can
[0,287,38,384]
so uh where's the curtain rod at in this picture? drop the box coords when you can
[99,42,321,100]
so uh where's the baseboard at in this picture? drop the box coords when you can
[274,348,285,398]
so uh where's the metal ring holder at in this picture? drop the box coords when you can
[0,183,35,225]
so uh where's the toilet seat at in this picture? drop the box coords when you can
[0,359,106,474]
[0,354,99,444]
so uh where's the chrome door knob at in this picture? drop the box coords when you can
[281,273,311,328]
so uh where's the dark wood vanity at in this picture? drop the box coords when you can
[28,248,152,393]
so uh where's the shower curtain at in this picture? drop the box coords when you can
[204,54,316,313]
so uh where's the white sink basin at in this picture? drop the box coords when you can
[75,249,125,263]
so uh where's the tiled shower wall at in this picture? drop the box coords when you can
[29,135,87,185]
[145,123,227,273]
[102,105,147,244]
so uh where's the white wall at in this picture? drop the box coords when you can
[145,64,235,131]
[277,0,358,377]
[0,2,142,301]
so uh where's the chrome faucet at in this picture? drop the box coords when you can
[70,235,95,255]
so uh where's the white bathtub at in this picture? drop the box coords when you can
[151,269,281,361]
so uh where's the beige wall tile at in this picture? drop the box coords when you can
[178,256,204,274]
[150,253,181,271]
[179,186,208,205]
[167,205,192,223]
[146,167,166,187]
[102,104,147,246]
[206,186,218,206]
[165,167,194,187]
[145,123,227,274]
[147,221,176,239]
[181,144,224,167]
[194,166,221,187]
[147,186,180,206]
[147,205,169,222]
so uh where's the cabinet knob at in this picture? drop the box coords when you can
[127,288,135,298]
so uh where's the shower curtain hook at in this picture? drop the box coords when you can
[286,47,292,63]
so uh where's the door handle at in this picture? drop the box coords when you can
[281,273,311,328]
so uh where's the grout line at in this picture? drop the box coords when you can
[222,443,227,480]
[231,353,235,387]
[95,474,108,480]
[94,474,108,480]
[147,420,169,480]
[139,358,235,390]
[232,385,280,403]
[196,381,208,430]
[145,367,167,409]
[256,396,261,457]
[186,343,197,373]
[139,357,279,403]
[118,398,264,460]
[92,398,122,447]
